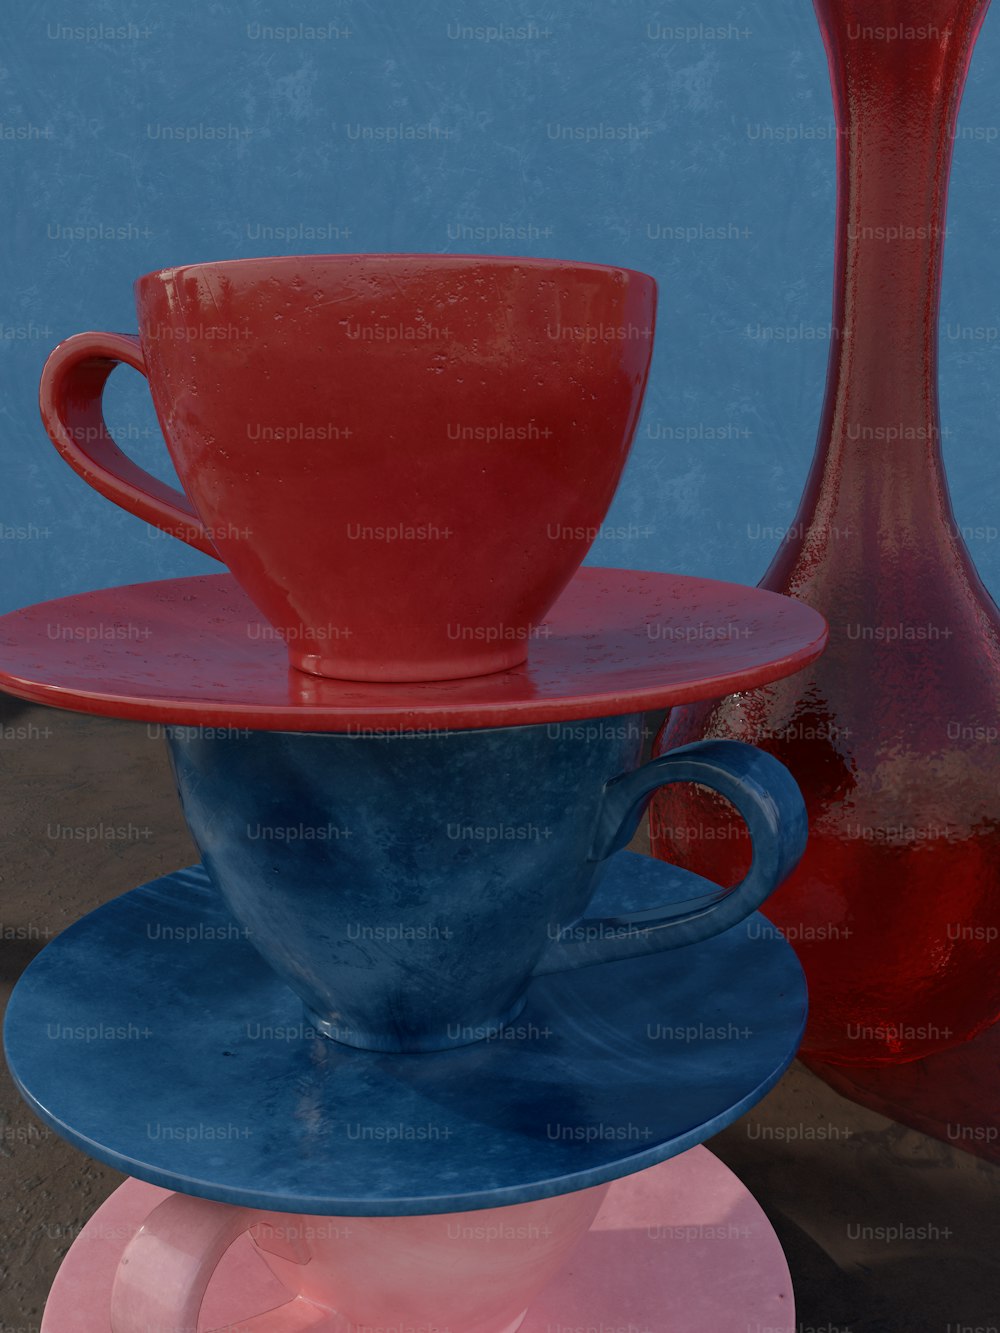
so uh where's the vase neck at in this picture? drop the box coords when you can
[805,0,988,497]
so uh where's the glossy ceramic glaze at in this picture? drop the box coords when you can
[165,722,806,1051]
[41,1151,795,1333]
[111,1184,606,1333]
[650,0,1000,1065]
[38,254,656,682]
[0,568,828,731]
[3,859,807,1214]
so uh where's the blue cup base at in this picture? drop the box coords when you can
[303,992,533,1053]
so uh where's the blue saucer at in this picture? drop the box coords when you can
[4,853,806,1215]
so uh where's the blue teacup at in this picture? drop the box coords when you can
[166,716,806,1052]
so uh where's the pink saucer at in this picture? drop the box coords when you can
[0,568,826,731]
[40,1147,795,1332]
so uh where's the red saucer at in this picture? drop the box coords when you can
[0,568,826,731]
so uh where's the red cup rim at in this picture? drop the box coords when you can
[134,252,658,291]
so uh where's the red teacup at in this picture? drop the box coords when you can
[39,254,656,682]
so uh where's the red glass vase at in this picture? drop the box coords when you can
[650,0,1000,1065]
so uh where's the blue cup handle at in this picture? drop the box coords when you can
[534,739,807,975]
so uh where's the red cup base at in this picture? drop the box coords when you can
[289,642,530,683]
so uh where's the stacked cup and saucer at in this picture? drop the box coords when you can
[0,255,827,1331]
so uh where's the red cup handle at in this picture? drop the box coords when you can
[38,331,220,558]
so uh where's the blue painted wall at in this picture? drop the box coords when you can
[3,0,999,612]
